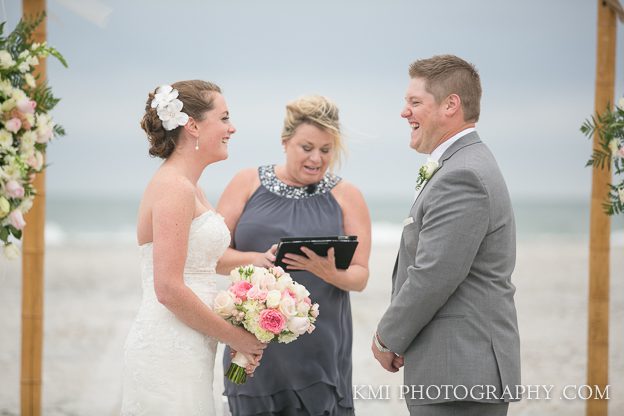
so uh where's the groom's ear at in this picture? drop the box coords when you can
[444,94,462,116]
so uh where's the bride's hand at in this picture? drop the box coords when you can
[227,326,266,356]
[253,244,277,268]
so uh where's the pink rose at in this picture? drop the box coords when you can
[619,147,624,159]
[282,288,297,300]
[269,266,285,277]
[303,296,312,305]
[259,309,286,334]
[26,152,44,171]
[5,180,25,198]
[5,117,21,133]
[8,209,26,230]
[247,285,268,302]
[17,99,36,114]
[229,280,253,300]
[310,303,320,318]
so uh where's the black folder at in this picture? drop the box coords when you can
[275,236,359,270]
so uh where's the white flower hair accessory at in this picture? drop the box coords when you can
[151,85,189,131]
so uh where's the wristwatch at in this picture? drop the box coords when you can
[373,332,391,353]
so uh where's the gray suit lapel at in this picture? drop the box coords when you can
[412,132,483,205]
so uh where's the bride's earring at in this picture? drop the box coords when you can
[195,137,199,151]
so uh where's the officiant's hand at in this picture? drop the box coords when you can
[282,247,337,283]
[371,337,400,373]
[254,244,278,268]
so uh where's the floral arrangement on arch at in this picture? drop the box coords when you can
[0,15,67,259]
[582,97,624,216]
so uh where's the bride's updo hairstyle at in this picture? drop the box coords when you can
[141,80,221,159]
[281,95,345,171]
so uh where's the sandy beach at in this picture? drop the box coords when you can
[0,237,623,415]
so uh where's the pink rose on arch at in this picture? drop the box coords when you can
[619,147,624,159]
[229,280,253,301]
[17,99,36,114]
[5,180,25,198]
[5,117,22,133]
[259,309,286,334]
[8,209,26,230]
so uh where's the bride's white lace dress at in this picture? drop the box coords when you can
[121,211,230,415]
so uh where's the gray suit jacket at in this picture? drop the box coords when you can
[377,132,520,406]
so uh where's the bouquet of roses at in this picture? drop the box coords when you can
[214,264,320,384]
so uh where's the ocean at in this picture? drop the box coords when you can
[42,195,624,246]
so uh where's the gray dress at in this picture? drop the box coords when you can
[223,165,355,416]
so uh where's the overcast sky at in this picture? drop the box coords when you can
[4,0,624,201]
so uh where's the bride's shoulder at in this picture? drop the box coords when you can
[147,171,195,202]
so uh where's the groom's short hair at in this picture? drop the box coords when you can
[409,55,482,123]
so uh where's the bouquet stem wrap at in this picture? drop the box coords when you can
[226,352,250,384]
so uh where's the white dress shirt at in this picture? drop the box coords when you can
[413,127,477,201]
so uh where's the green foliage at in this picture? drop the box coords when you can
[581,101,624,216]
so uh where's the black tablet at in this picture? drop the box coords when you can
[275,236,358,270]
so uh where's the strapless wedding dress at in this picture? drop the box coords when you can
[121,211,230,415]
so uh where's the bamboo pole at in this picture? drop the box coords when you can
[586,1,616,415]
[20,2,47,415]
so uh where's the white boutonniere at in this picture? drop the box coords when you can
[415,158,439,191]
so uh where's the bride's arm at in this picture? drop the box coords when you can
[151,177,265,356]
[215,168,275,274]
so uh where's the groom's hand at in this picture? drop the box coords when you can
[371,339,400,373]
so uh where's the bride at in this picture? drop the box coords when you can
[121,80,266,415]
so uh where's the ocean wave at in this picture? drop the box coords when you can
[41,221,621,247]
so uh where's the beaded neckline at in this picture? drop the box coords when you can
[259,165,341,199]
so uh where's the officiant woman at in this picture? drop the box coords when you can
[216,95,371,415]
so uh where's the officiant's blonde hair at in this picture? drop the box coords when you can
[141,80,221,159]
[281,95,345,171]
[409,55,482,123]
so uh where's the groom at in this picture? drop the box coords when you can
[372,55,520,416]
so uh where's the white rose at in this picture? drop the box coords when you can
[279,296,297,318]
[608,139,619,156]
[618,97,624,110]
[0,196,10,218]
[286,316,310,335]
[213,291,236,317]
[265,290,281,308]
[229,267,242,282]
[0,80,12,95]
[0,50,15,69]
[26,56,39,67]
[17,62,30,73]
[619,188,624,204]
[24,74,36,88]
[1,98,16,112]
[18,50,30,59]
[296,300,311,315]
[12,89,27,101]
[0,130,12,149]
[19,197,34,214]
[4,243,20,260]
[275,274,293,291]
[422,159,439,179]
[292,283,310,301]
